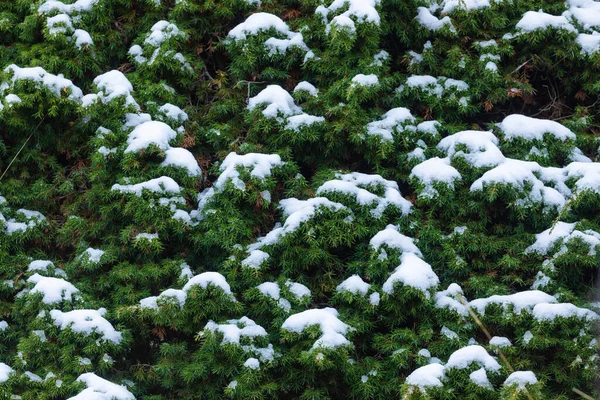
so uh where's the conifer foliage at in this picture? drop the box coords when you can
[1,0,600,399]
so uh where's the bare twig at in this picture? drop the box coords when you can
[235,80,266,103]
[572,388,596,400]
[0,115,46,182]
[510,58,532,75]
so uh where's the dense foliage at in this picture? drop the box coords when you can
[0,0,599,398]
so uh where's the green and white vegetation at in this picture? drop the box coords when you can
[0,0,599,398]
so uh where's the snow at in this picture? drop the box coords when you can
[475,39,498,48]
[3,209,47,234]
[215,152,284,191]
[568,0,600,29]
[135,233,158,241]
[0,321,7,331]
[285,114,325,131]
[417,121,440,136]
[78,357,92,366]
[50,308,122,344]
[444,78,469,91]
[445,345,501,371]
[112,176,181,196]
[124,121,177,153]
[4,64,83,100]
[247,85,301,118]
[4,94,21,104]
[244,357,260,369]
[183,271,233,297]
[316,0,382,32]
[415,7,454,31]
[525,222,600,256]
[434,283,469,316]
[438,130,504,168]
[228,13,292,41]
[0,363,13,383]
[470,159,566,211]
[122,120,200,176]
[161,148,202,176]
[531,271,551,290]
[371,50,390,66]
[442,0,493,13]
[265,33,309,55]
[485,62,498,72]
[177,264,192,280]
[33,330,46,341]
[98,146,117,157]
[563,162,600,193]
[39,0,97,49]
[38,0,99,14]
[577,32,600,54]
[469,290,557,315]
[293,81,318,96]
[258,282,280,299]
[503,371,538,390]
[351,74,379,87]
[498,114,576,142]
[128,44,146,63]
[408,148,426,161]
[569,147,592,163]
[27,260,54,273]
[248,197,350,249]
[228,13,308,54]
[369,225,422,256]
[242,250,270,269]
[68,373,135,400]
[489,336,512,347]
[470,368,493,388]
[369,292,380,305]
[316,172,412,217]
[441,326,459,340]
[532,303,599,321]
[73,29,93,48]
[123,112,152,128]
[159,103,188,122]
[382,252,439,297]
[282,308,352,349]
[140,288,187,310]
[285,280,311,299]
[145,21,184,47]
[257,282,291,311]
[336,275,370,296]
[46,15,73,35]
[522,331,534,344]
[25,371,42,382]
[27,274,80,304]
[91,70,138,109]
[204,316,267,344]
[405,75,442,97]
[515,11,576,33]
[405,363,445,388]
[410,157,462,197]
[365,107,415,142]
[408,50,423,65]
[82,248,104,263]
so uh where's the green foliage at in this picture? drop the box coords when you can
[0,0,599,399]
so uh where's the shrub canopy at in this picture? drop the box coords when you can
[0,0,599,399]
